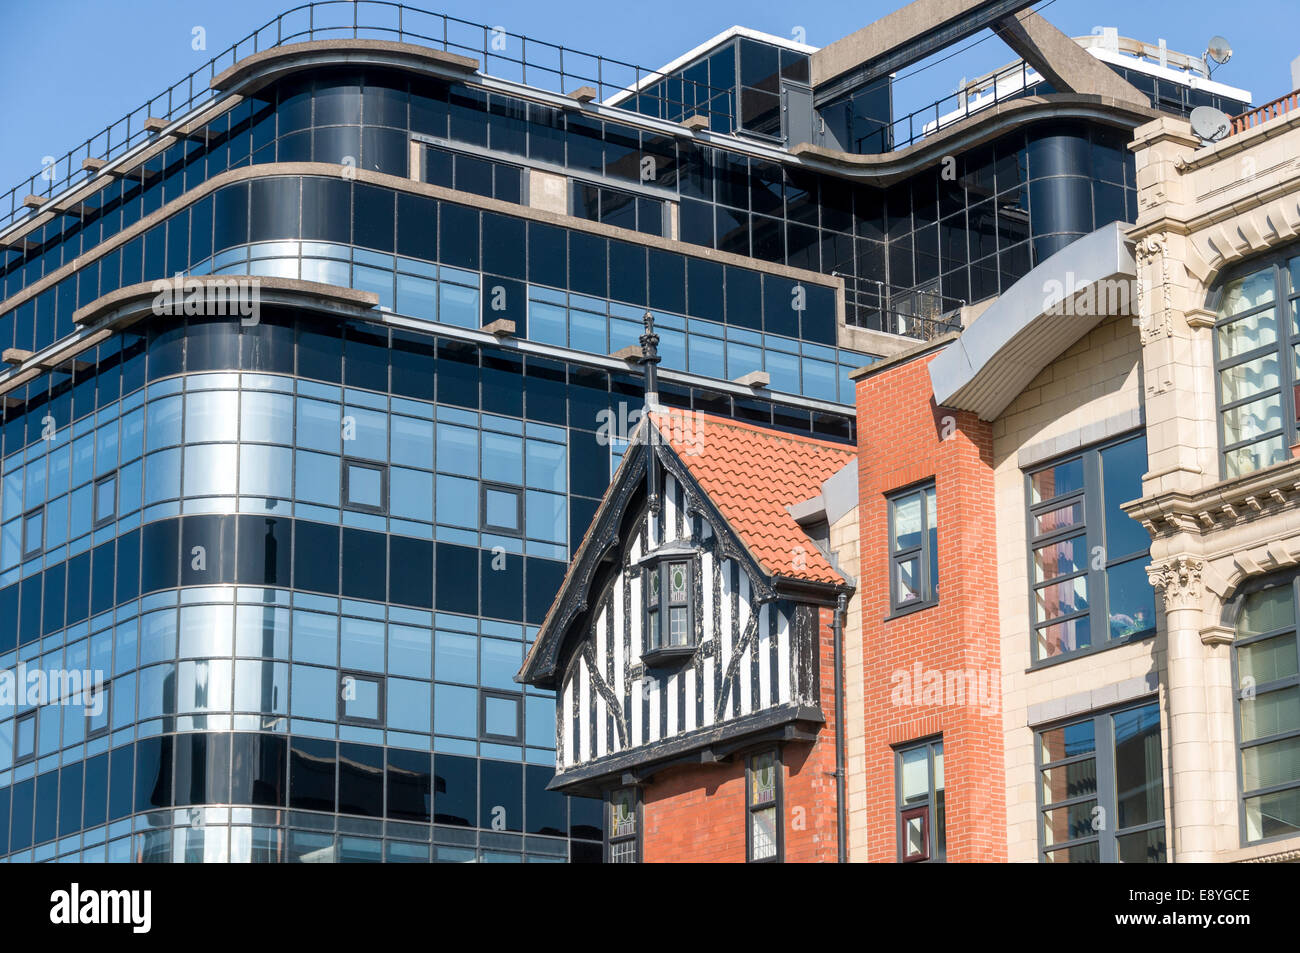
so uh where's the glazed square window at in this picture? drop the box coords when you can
[481,483,523,535]
[480,689,522,742]
[887,482,937,613]
[342,460,387,514]
[339,672,384,725]
[94,473,117,527]
[22,507,44,557]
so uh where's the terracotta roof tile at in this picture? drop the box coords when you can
[649,409,853,586]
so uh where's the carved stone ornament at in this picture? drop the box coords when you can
[1134,233,1173,343]
[1147,556,1205,610]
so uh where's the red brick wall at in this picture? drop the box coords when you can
[641,606,842,863]
[855,352,1004,862]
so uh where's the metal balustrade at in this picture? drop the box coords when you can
[0,0,731,234]
[838,272,965,340]
[854,60,1037,154]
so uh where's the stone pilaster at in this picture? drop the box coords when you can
[1147,556,1217,861]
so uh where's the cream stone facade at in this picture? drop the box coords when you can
[922,97,1300,863]
[1122,107,1300,862]
[833,506,868,861]
[992,313,1170,862]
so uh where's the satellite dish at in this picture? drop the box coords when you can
[1190,105,1232,143]
[1206,36,1233,65]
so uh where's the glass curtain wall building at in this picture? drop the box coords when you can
[0,3,1220,862]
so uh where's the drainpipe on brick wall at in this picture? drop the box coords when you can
[833,591,848,863]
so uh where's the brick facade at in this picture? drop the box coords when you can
[854,350,1005,862]
[641,606,842,863]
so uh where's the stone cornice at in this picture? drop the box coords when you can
[1123,457,1300,540]
[1130,174,1300,244]
[1167,109,1300,175]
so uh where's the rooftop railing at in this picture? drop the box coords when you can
[854,59,1038,154]
[0,0,730,235]
[1229,89,1300,136]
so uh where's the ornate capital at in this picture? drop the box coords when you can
[1134,232,1175,343]
[1135,235,1167,263]
[1147,556,1205,610]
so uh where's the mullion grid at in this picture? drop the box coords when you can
[0,367,582,862]
[1213,256,1298,474]
[1233,581,1300,830]
[1036,745,1102,859]
[1036,712,1116,863]
[1028,459,1092,658]
[1028,439,1149,663]
[1035,702,1165,863]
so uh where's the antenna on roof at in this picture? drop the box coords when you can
[1203,35,1232,76]
[1190,105,1232,144]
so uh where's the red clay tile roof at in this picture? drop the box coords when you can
[649,409,854,586]
[518,408,855,685]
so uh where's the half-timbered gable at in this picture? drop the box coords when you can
[518,409,856,801]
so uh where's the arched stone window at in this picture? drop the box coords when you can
[1210,245,1300,478]
[1224,572,1300,843]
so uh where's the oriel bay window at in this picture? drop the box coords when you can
[1212,247,1300,478]
[896,738,944,862]
[1231,578,1300,844]
[747,750,781,862]
[1027,434,1153,662]
[643,556,696,663]
[887,482,937,613]
[1036,701,1166,862]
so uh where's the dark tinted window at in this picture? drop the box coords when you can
[289,737,336,812]
[433,754,477,826]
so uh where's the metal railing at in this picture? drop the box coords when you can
[1229,90,1300,136]
[1,0,732,235]
[854,60,1037,154]
[838,273,965,341]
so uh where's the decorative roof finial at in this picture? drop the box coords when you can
[640,311,662,516]
[639,310,660,409]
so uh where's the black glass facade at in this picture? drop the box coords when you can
[1,67,1139,345]
[618,35,812,139]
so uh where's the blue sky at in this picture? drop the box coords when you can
[0,0,1294,194]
